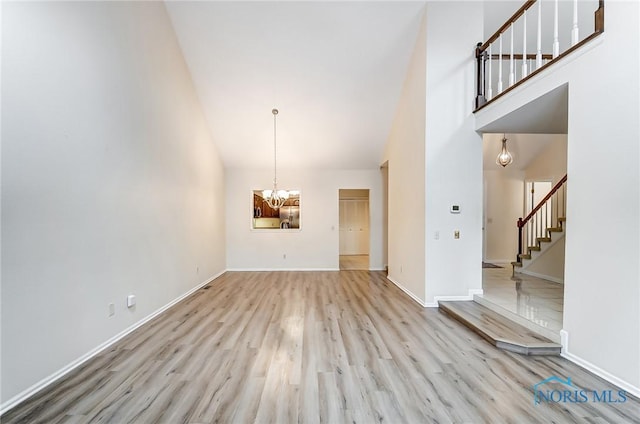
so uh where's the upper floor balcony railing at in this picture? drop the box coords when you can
[475,0,604,111]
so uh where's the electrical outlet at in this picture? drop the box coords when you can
[127,295,136,308]
[108,303,115,317]
[454,230,460,239]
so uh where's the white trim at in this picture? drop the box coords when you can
[226,268,340,272]
[517,269,564,284]
[385,276,427,307]
[560,329,569,353]
[469,289,484,296]
[0,270,227,416]
[560,329,640,398]
[425,289,485,308]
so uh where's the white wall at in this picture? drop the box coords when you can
[476,0,640,395]
[483,169,524,263]
[1,1,226,405]
[524,235,565,282]
[382,9,427,303]
[381,165,389,268]
[423,2,484,304]
[225,168,384,271]
[525,135,568,184]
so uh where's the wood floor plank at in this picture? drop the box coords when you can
[2,271,639,424]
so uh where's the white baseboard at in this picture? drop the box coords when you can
[385,276,427,307]
[226,268,340,272]
[468,289,484,296]
[560,329,640,399]
[0,270,227,416]
[425,289,485,308]
[517,269,564,284]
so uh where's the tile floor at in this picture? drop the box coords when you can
[478,266,564,341]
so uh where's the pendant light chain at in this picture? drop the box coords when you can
[273,109,278,186]
[262,108,288,209]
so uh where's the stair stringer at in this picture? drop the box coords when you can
[516,222,566,283]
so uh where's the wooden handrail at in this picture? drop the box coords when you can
[480,0,536,52]
[518,174,567,228]
[479,0,604,54]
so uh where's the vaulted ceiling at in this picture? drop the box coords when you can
[165,1,426,170]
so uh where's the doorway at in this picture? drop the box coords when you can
[339,189,370,270]
[480,133,567,342]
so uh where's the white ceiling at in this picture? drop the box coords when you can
[165,1,426,169]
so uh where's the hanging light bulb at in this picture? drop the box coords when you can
[263,108,289,209]
[496,134,513,167]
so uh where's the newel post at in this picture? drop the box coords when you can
[475,42,487,109]
[517,218,524,262]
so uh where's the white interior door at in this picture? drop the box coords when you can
[339,199,369,255]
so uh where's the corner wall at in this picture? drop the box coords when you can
[423,2,484,304]
[382,8,427,303]
[1,2,226,405]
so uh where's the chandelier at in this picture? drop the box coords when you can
[496,134,514,167]
[262,108,289,209]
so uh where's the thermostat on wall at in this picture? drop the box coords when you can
[450,205,460,214]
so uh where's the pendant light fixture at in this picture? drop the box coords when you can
[262,108,289,209]
[496,134,514,167]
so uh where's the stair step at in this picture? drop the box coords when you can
[438,301,561,356]
[537,237,551,243]
[511,261,522,267]
[558,217,566,222]
[518,254,531,260]
[528,246,541,251]
[547,227,563,232]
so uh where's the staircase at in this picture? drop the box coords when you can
[511,216,565,271]
[512,175,567,275]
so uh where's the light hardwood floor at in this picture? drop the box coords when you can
[339,255,369,270]
[3,271,638,423]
